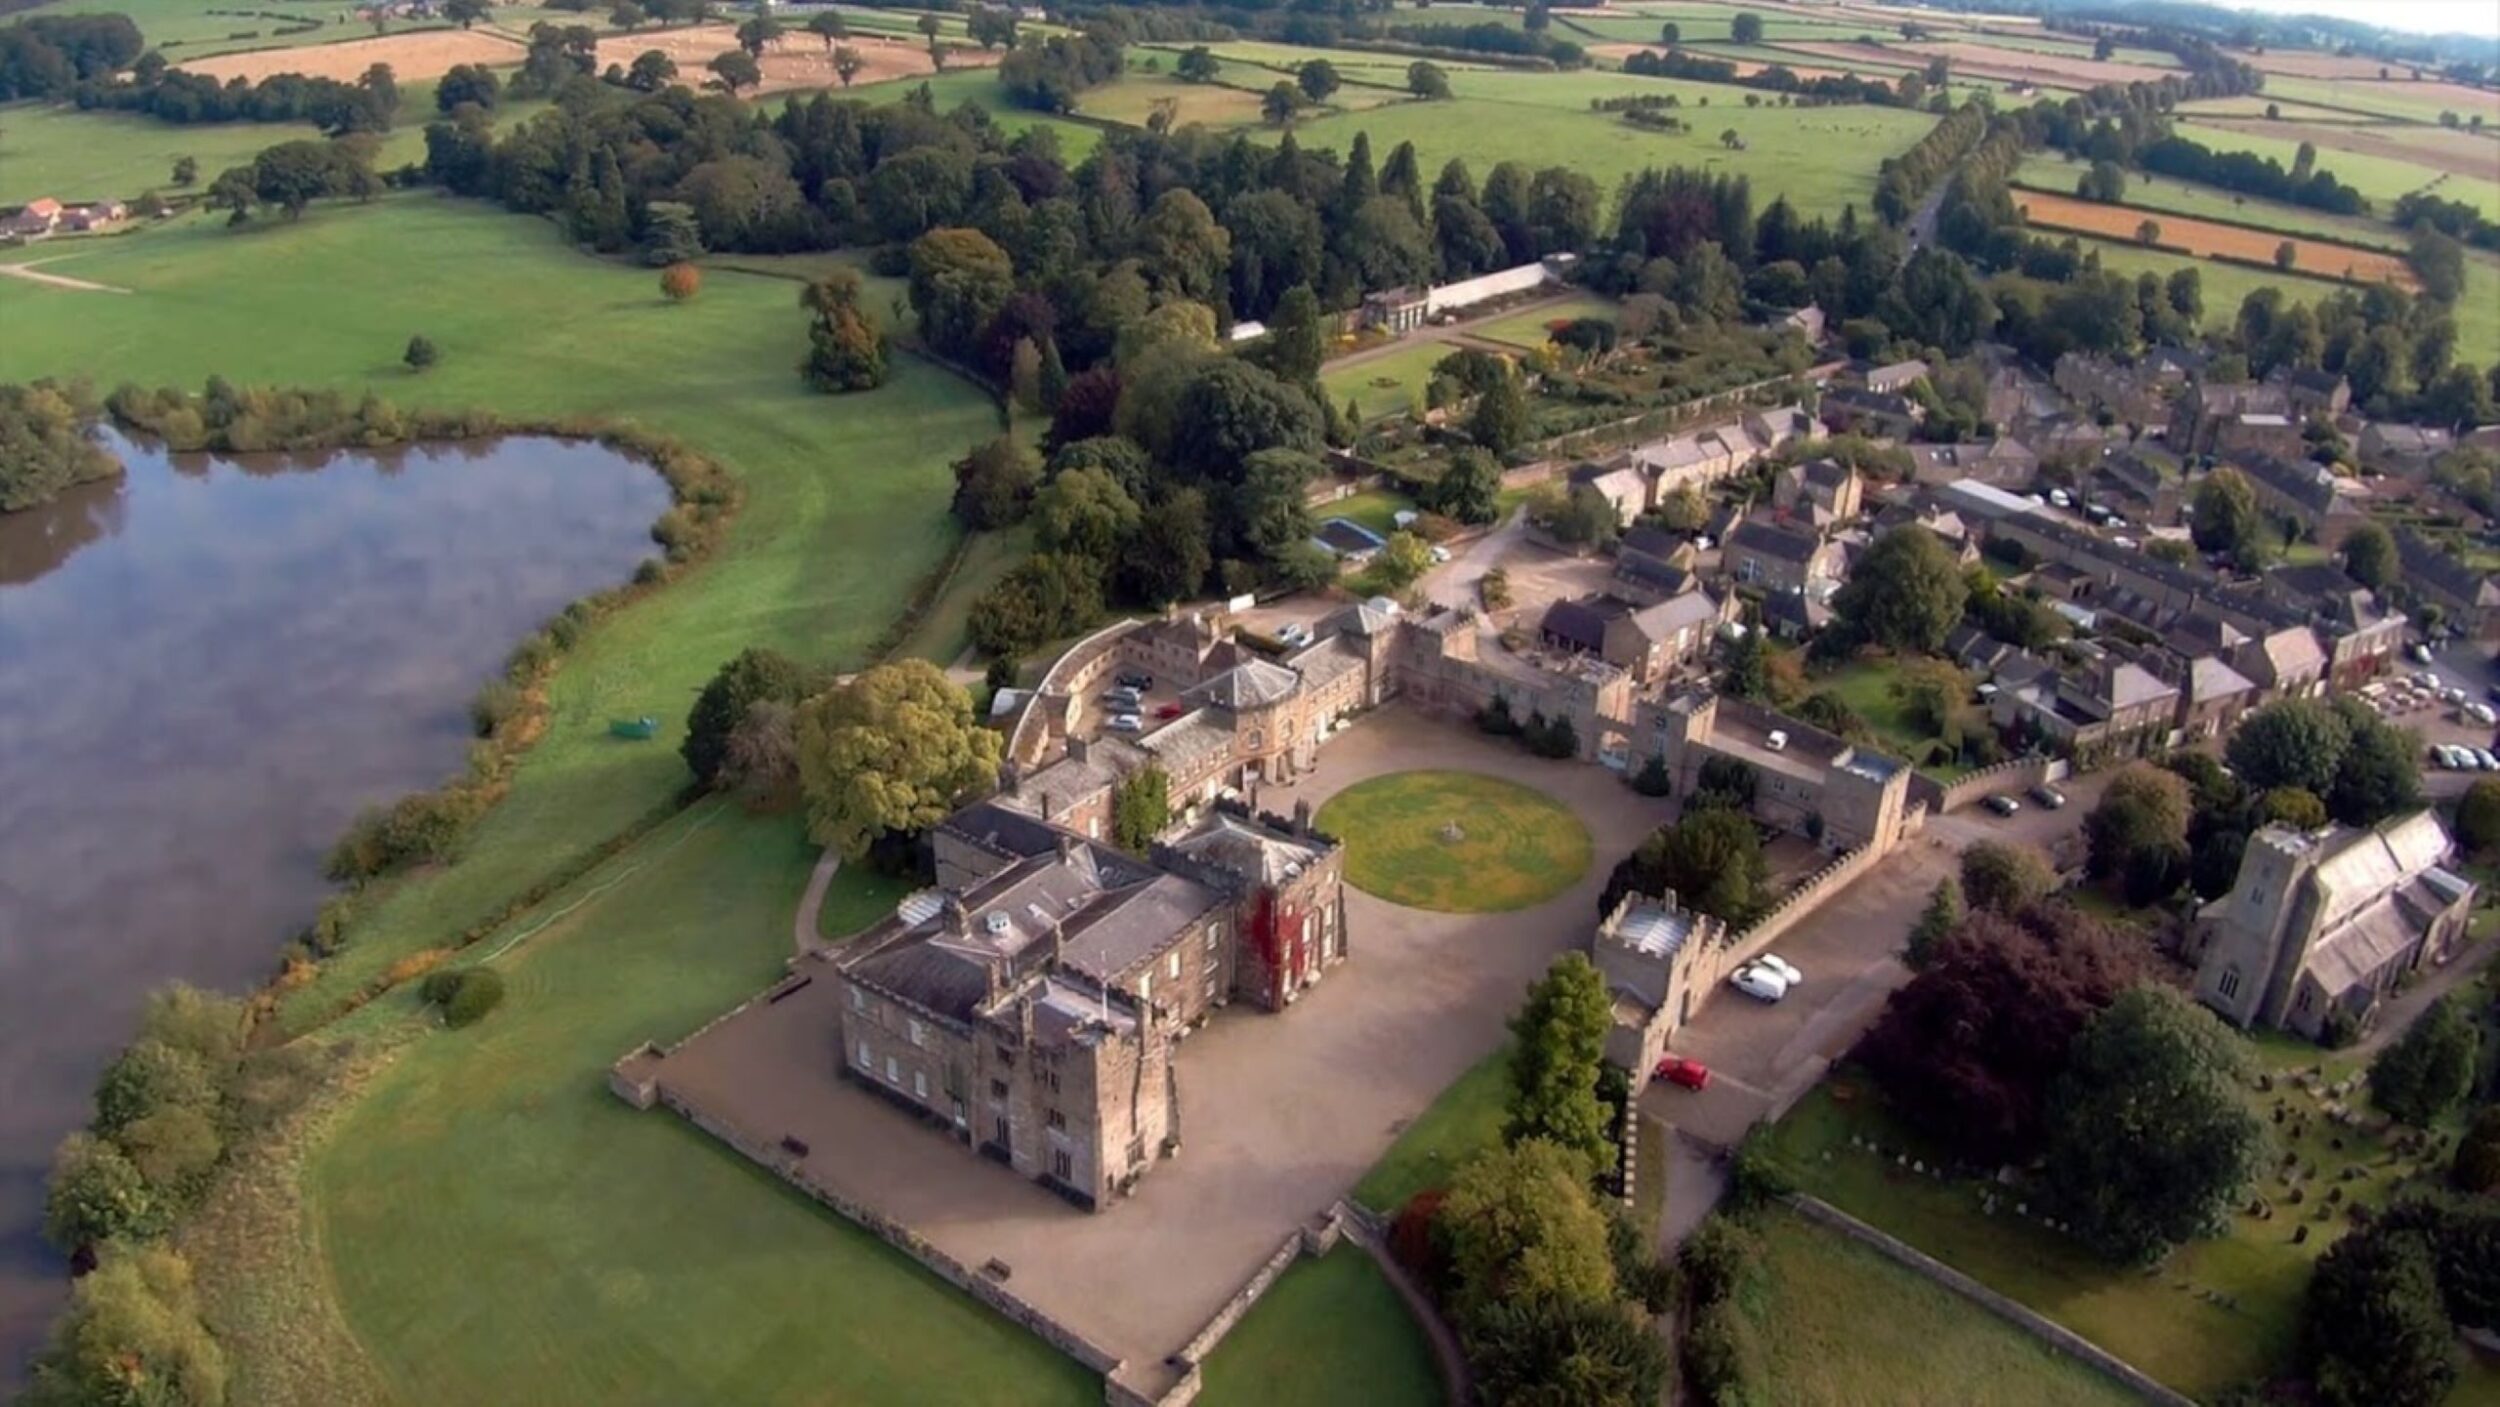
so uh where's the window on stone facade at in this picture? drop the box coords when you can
[856,1038,872,1069]
[1168,950,1181,980]
[1053,1149,1073,1182]
[907,1018,925,1048]
[997,1044,1014,1066]
[1046,1108,1066,1131]
[989,1078,1007,1100]
[913,1071,928,1100]
[2218,967,2243,1000]
[1205,925,1220,951]
[884,1056,900,1085]
[1139,971,1152,1000]
[2296,985,2314,1013]
[1046,1067,1060,1094]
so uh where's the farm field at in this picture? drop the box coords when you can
[837,67,1105,156]
[1562,2,1872,43]
[2174,120,2499,216]
[175,26,524,83]
[2173,93,2372,122]
[587,26,997,99]
[0,195,1003,1031]
[2190,115,2500,184]
[2074,233,2500,362]
[26,0,389,59]
[1946,30,2179,67]
[1077,72,1271,128]
[2243,46,2454,81]
[1143,38,1496,79]
[302,802,1103,1407]
[1282,76,1938,217]
[2012,154,2405,249]
[2011,188,2418,290]
[0,97,437,204]
[1748,1207,2143,1407]
[2257,75,2500,125]
[1195,1247,1443,1407]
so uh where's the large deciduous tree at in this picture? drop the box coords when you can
[908,226,1015,365]
[1438,1138,1619,1326]
[23,1244,226,1407]
[2083,762,2192,904]
[2191,466,2268,569]
[1831,525,1966,654]
[1598,808,1768,928]
[2301,1227,2458,1407]
[1505,953,1615,1176]
[2369,997,2480,1127]
[2226,697,2351,799]
[794,660,999,860]
[2041,986,2265,1264]
[1958,839,2054,916]
[683,647,816,789]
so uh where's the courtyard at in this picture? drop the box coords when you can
[636,709,1665,1399]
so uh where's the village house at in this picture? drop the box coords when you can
[1772,457,1864,524]
[1988,652,2179,759]
[2268,366,2352,421]
[1539,589,1737,685]
[1906,437,2038,489]
[1862,359,1931,395]
[2359,423,2456,478]
[1817,386,1920,440]
[1721,514,1844,595]
[2396,529,2500,642]
[1612,524,1703,603]
[1359,286,1428,335]
[2052,350,2188,427]
[2191,813,2476,1040]
[2,197,127,240]
[2235,457,2370,548]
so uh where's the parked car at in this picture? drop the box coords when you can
[1276,623,1312,647]
[1765,730,1790,751]
[1754,954,1805,987]
[1984,794,2021,816]
[2410,643,2437,665]
[2479,748,2500,772]
[1116,671,1154,691]
[1729,963,1789,1003]
[2466,702,2497,727]
[1107,713,1143,733]
[1102,687,1141,709]
[2435,745,2465,769]
[1430,544,1453,563]
[2028,784,2067,810]
[1654,1056,1712,1091]
[1155,702,1185,720]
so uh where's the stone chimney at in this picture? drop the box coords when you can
[1291,799,1313,838]
[1018,994,1035,1047]
[1069,736,1091,764]
[944,893,970,938]
[1058,831,1081,866]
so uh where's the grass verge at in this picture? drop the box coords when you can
[1195,1246,1443,1407]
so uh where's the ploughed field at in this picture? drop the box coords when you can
[2012,188,2420,291]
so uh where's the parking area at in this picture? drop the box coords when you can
[648,709,1665,1399]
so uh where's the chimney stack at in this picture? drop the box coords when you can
[1292,799,1313,838]
[1069,736,1091,764]
[944,893,970,938]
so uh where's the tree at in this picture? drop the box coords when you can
[1371,530,1434,593]
[0,381,120,512]
[2324,698,2421,828]
[2136,218,2162,247]
[1856,906,2142,1162]
[2083,763,2191,904]
[23,1244,226,1407]
[641,200,703,266]
[609,0,644,29]
[659,261,701,302]
[2340,520,2397,591]
[1139,188,1231,306]
[968,552,1103,659]
[2302,1229,2458,1407]
[2227,697,2350,798]
[1600,808,1768,927]
[1030,466,1139,563]
[805,9,845,48]
[1906,876,1961,969]
[950,435,1040,529]
[1265,283,1327,386]
[908,227,1014,364]
[1427,447,1503,525]
[2455,777,2500,855]
[1960,840,2053,915]
[684,647,815,788]
[800,268,887,392]
[2370,998,2479,1127]
[707,49,760,93]
[1468,1294,1668,1407]
[1407,60,1450,99]
[443,0,491,27]
[1831,525,1967,654]
[2042,987,2265,1264]
[626,48,677,90]
[2275,240,2297,271]
[1660,21,1680,43]
[42,1133,160,1251]
[1470,368,1532,455]
[833,45,866,86]
[1169,360,1322,482]
[794,659,1000,861]
[171,154,198,186]
[2454,1107,2500,1193]
[1175,45,1219,82]
[966,5,1016,49]
[1438,1139,1619,1326]
[1296,58,1340,103]
[1261,82,1300,126]
[403,334,438,371]
[1110,767,1170,852]
[1505,953,1615,1176]
[1731,10,1763,43]
[735,12,780,54]
[2192,466,2267,567]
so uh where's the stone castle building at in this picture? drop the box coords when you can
[2190,812,2477,1040]
[836,801,1345,1210]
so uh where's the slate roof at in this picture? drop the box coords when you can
[1162,810,1331,887]
[1186,658,1304,711]
[1726,516,1825,564]
[1541,595,1631,652]
[2396,529,2500,608]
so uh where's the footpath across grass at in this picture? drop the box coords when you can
[1195,1246,1443,1407]
[305,804,1100,1407]
[0,195,1003,1033]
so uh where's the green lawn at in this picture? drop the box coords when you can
[1195,1247,1443,1407]
[2258,74,2500,126]
[2174,119,2500,218]
[1353,1045,1513,1213]
[1319,488,1419,537]
[1749,1206,2143,1407]
[1469,291,1620,349]
[1316,770,1593,913]
[29,0,393,58]
[1280,73,1938,217]
[1816,658,1972,781]
[834,68,1106,158]
[816,859,917,941]
[1320,339,1457,423]
[305,802,1100,1406]
[0,195,1002,1034]
[0,86,489,205]
[1759,1044,2489,1402]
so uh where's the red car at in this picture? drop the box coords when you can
[1156,702,1185,720]
[1654,1056,1711,1091]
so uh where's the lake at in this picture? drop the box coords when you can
[0,432,670,1378]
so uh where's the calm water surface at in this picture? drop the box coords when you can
[0,433,668,1378]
